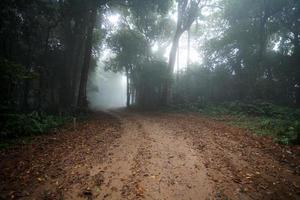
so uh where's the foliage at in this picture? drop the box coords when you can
[0,58,38,111]
[173,65,234,105]
[0,0,109,112]
[0,112,69,139]
[136,59,170,108]
[106,28,149,72]
[198,102,300,145]
[201,0,300,106]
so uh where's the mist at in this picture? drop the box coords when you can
[87,62,126,110]
[1,1,300,199]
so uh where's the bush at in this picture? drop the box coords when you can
[0,111,69,138]
[193,101,300,145]
[273,120,300,145]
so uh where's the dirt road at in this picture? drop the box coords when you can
[1,111,300,199]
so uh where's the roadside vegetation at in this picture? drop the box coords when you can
[0,112,70,149]
[171,102,300,145]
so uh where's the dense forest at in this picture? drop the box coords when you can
[0,0,300,143]
[1,0,299,110]
[1,0,300,139]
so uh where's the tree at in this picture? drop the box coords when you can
[135,59,169,108]
[106,28,149,107]
[162,0,205,105]
[77,2,99,109]
[198,0,300,105]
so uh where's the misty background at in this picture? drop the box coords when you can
[87,60,126,110]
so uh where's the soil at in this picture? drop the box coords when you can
[0,110,300,200]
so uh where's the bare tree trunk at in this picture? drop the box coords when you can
[71,35,86,106]
[259,0,272,81]
[77,6,97,109]
[126,67,130,107]
[161,33,181,105]
[162,0,202,105]
[176,43,180,80]
[168,33,181,73]
[60,15,76,111]
[187,28,191,68]
[38,26,51,110]
[292,30,300,107]
[22,44,33,111]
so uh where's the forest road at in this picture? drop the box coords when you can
[0,111,300,200]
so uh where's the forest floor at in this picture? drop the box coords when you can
[1,110,300,200]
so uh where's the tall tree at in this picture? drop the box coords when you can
[162,0,204,104]
[106,28,149,107]
[168,0,204,72]
[77,2,99,109]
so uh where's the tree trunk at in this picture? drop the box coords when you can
[38,27,51,110]
[168,33,181,73]
[187,28,191,68]
[162,0,202,105]
[77,6,97,109]
[292,30,300,107]
[60,16,76,111]
[162,31,183,105]
[176,44,180,80]
[259,0,272,81]
[126,67,130,107]
[22,44,33,111]
[71,34,86,106]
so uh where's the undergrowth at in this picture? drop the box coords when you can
[171,101,300,145]
[0,112,70,149]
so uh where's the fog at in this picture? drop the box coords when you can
[87,62,126,110]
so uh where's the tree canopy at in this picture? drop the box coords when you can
[0,0,299,112]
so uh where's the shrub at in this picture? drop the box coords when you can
[0,111,69,138]
[195,101,300,145]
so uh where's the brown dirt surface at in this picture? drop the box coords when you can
[0,110,299,200]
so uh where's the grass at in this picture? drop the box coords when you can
[199,102,300,145]
[171,101,300,145]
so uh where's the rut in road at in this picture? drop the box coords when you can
[85,112,213,199]
[0,111,299,200]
